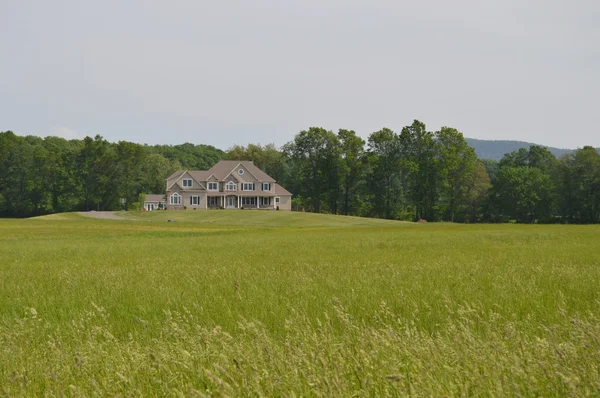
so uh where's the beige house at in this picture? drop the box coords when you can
[143,194,166,211]
[145,160,292,211]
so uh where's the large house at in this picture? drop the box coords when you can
[144,160,292,211]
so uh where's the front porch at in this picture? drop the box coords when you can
[206,195,277,209]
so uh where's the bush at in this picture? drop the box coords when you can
[276,206,280,211]
[183,206,187,210]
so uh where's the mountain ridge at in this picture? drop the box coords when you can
[464,138,598,161]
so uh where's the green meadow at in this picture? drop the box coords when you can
[1,211,599,396]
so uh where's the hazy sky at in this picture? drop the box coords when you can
[1,0,598,149]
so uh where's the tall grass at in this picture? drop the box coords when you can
[0,213,599,395]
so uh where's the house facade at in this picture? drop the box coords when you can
[143,194,166,211]
[146,160,292,211]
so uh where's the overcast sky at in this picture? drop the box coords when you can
[1,0,598,149]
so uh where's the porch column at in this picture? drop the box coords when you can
[237,196,240,208]
[257,196,259,209]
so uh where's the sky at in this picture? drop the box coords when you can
[1,0,599,149]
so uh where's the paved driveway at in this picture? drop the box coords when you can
[78,211,131,220]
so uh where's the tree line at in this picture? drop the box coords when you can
[1,122,599,223]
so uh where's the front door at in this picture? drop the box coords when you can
[227,196,235,208]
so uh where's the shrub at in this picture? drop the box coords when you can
[276,206,280,211]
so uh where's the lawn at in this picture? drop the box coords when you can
[1,211,599,396]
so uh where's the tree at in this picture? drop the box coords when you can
[399,120,437,220]
[481,159,499,183]
[284,128,340,213]
[559,147,600,223]
[435,127,476,222]
[465,160,492,223]
[139,153,180,194]
[493,166,553,223]
[75,135,118,211]
[338,129,366,215]
[115,141,146,209]
[226,143,289,183]
[366,128,403,219]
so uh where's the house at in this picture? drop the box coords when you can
[146,160,292,211]
[143,194,166,211]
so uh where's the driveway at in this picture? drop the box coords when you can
[78,211,133,220]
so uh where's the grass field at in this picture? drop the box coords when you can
[1,211,599,396]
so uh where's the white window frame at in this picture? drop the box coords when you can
[207,182,218,191]
[190,195,200,205]
[170,193,181,205]
[262,183,271,191]
[226,181,236,191]
[242,182,255,191]
[275,197,280,204]
[242,197,256,206]
[182,178,193,187]
[238,169,245,175]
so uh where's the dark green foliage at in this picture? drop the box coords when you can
[0,132,222,217]
[1,127,599,223]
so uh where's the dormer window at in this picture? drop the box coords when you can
[262,183,271,191]
[207,182,218,191]
[182,179,193,187]
[226,181,236,191]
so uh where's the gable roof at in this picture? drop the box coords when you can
[273,183,292,196]
[144,194,166,202]
[165,160,277,187]
[187,170,212,182]
[166,170,206,191]
[166,170,186,181]
[207,160,275,182]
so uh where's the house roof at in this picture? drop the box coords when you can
[207,160,276,182]
[145,194,166,202]
[165,161,275,183]
[274,183,292,196]
[187,170,212,182]
[166,170,186,180]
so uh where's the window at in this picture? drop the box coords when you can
[242,197,256,206]
[190,196,200,205]
[207,182,218,191]
[242,182,255,191]
[260,197,271,206]
[238,169,245,175]
[170,193,181,205]
[182,179,193,187]
[275,197,280,204]
[208,197,218,206]
[262,183,271,191]
[226,181,236,191]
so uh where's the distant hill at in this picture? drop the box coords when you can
[465,138,575,161]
